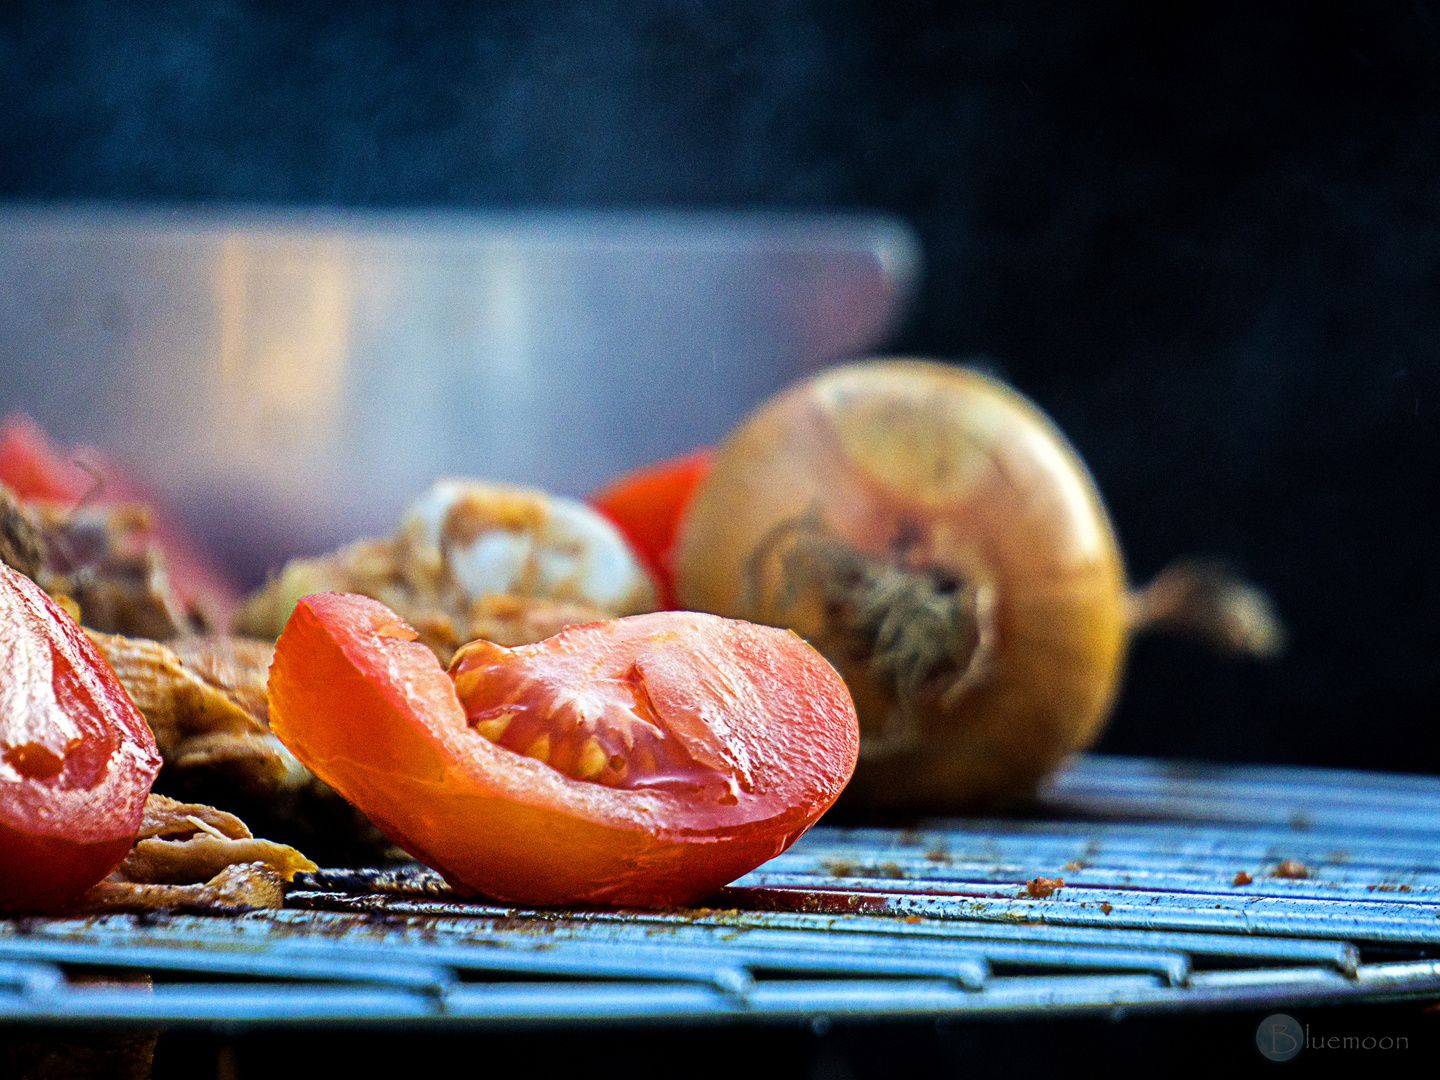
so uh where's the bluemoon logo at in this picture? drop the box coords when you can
[1256,1013,1412,1060]
[1256,1013,1304,1061]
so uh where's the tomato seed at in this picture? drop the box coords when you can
[452,666,485,700]
[524,734,551,764]
[575,739,607,780]
[472,712,514,741]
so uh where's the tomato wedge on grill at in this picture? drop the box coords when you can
[267,592,858,907]
[0,565,161,911]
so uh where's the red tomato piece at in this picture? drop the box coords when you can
[0,413,119,504]
[589,447,714,608]
[0,415,239,628]
[0,565,162,911]
[268,593,858,907]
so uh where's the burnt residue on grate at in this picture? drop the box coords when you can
[295,866,457,899]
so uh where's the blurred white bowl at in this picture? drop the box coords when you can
[0,205,919,582]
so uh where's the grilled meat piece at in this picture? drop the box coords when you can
[115,792,316,884]
[235,536,613,666]
[77,861,290,912]
[0,483,44,578]
[234,479,648,665]
[72,794,317,913]
[0,479,220,638]
[34,501,194,639]
[87,632,297,794]
[87,631,395,865]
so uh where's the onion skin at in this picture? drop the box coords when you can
[675,359,1128,810]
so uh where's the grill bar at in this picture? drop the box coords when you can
[748,863,1439,901]
[278,894,1358,973]
[720,883,1440,945]
[3,964,1439,1025]
[1038,756,1440,832]
[270,898,1359,979]
[3,755,1439,1025]
[786,826,1440,879]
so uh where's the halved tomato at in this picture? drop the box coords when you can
[267,593,858,907]
[0,565,162,911]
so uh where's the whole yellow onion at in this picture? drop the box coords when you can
[676,358,1133,810]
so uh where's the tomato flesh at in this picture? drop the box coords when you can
[268,593,857,907]
[589,448,714,608]
[453,639,727,795]
[0,565,161,911]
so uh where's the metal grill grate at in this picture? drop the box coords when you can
[3,755,1439,1026]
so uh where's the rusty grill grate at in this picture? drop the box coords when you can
[3,754,1440,1026]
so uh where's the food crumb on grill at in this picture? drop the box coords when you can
[1023,876,1063,899]
[1273,859,1309,879]
[903,914,923,924]
[1233,871,1253,885]
[1099,902,1112,914]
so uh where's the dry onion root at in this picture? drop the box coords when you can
[676,359,1281,811]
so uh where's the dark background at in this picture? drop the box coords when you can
[1,0,1436,774]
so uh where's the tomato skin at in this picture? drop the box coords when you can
[0,822,137,913]
[0,565,162,912]
[589,448,714,609]
[268,592,857,907]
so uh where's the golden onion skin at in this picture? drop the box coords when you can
[675,359,1128,810]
